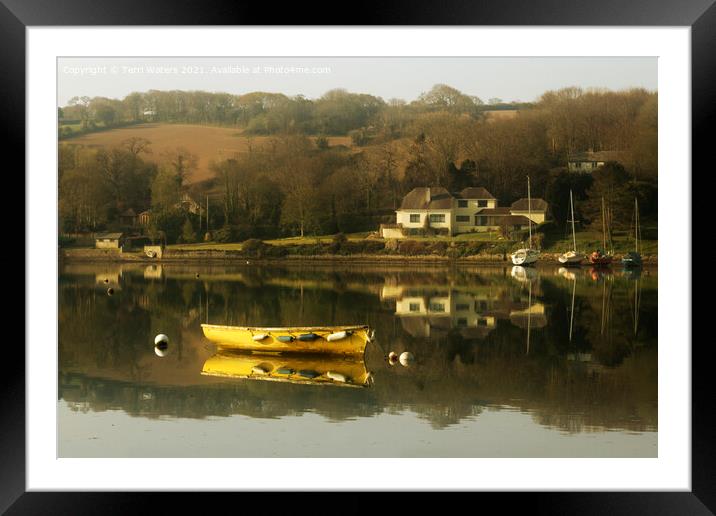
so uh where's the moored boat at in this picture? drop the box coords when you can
[201,350,373,388]
[511,248,540,265]
[589,250,613,266]
[621,197,643,268]
[511,175,540,266]
[622,251,642,267]
[558,190,584,266]
[201,324,372,355]
[589,197,614,267]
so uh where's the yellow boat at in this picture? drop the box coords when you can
[200,324,372,355]
[201,350,373,388]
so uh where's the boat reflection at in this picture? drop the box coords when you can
[511,265,538,282]
[201,350,373,388]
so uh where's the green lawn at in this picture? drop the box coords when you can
[167,229,656,255]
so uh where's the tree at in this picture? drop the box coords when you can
[180,218,196,243]
[122,137,152,157]
[151,165,181,210]
[161,147,198,185]
[581,162,633,228]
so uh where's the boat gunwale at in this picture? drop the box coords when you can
[201,323,369,333]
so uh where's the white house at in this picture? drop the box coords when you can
[381,186,548,238]
[567,150,624,173]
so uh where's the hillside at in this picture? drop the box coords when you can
[61,123,353,184]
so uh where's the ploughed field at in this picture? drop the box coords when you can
[61,123,353,184]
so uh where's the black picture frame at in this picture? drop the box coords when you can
[6,0,707,512]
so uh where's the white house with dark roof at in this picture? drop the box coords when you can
[380,186,547,238]
[567,150,625,173]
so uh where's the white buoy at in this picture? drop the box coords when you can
[154,334,169,346]
[106,287,114,296]
[154,344,169,357]
[388,351,399,365]
[399,352,415,367]
[252,333,268,341]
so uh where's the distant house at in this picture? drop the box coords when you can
[381,186,547,238]
[178,192,203,215]
[95,232,124,249]
[567,150,624,173]
[138,210,151,226]
[119,208,138,227]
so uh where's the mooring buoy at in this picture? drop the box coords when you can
[399,352,415,367]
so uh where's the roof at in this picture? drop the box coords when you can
[95,232,123,240]
[568,150,624,162]
[399,187,454,210]
[499,215,532,225]
[476,207,511,216]
[510,198,548,212]
[458,187,495,200]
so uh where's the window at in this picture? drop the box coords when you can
[478,318,488,327]
[409,303,420,312]
[409,214,420,223]
[456,215,470,223]
[475,216,487,226]
[429,303,445,312]
[456,318,468,327]
[456,303,470,311]
[478,200,488,207]
[458,200,468,208]
[429,214,445,223]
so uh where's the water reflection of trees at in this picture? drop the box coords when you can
[59,264,657,433]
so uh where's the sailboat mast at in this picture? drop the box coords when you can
[570,189,576,252]
[601,197,606,251]
[527,175,532,249]
[635,197,640,254]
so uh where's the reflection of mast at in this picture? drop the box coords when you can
[599,274,613,343]
[569,274,576,343]
[526,279,532,355]
[631,276,642,337]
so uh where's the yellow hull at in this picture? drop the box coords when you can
[200,324,370,355]
[201,351,372,388]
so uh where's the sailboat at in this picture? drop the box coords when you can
[622,197,643,267]
[558,190,584,266]
[511,175,540,265]
[589,197,614,266]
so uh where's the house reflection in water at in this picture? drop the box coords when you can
[381,285,546,339]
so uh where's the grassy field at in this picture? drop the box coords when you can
[61,123,353,184]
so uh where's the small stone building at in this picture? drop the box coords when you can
[94,232,124,249]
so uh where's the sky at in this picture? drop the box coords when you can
[57,56,657,106]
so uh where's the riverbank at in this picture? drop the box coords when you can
[61,247,657,266]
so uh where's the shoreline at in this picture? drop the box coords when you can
[60,248,658,267]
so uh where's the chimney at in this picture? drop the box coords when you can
[425,188,431,204]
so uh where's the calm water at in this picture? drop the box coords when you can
[58,262,657,457]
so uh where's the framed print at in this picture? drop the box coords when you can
[7,0,709,512]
